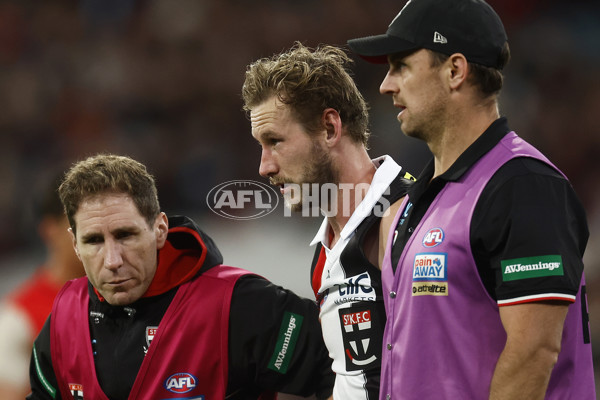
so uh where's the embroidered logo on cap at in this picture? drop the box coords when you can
[433,31,447,44]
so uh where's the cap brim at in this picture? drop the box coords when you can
[347,34,418,64]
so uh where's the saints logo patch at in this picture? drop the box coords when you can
[69,383,84,399]
[338,303,383,371]
[144,326,158,355]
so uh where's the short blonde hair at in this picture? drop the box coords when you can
[242,42,370,145]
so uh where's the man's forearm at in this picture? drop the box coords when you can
[491,302,568,400]
[489,344,558,400]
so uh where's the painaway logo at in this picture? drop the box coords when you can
[206,180,279,220]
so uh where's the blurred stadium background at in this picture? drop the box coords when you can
[0,0,598,396]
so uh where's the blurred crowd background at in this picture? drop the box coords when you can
[0,0,598,392]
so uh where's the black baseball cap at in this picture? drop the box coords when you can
[347,0,508,69]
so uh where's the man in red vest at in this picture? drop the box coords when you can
[27,154,334,400]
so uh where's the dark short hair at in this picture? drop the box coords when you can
[428,42,511,97]
[59,154,160,234]
[242,42,370,145]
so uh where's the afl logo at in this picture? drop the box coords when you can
[206,180,279,220]
[164,372,197,393]
[422,228,444,247]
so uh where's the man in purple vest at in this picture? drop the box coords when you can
[27,154,334,400]
[347,0,595,399]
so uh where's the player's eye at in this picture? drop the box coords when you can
[83,235,103,244]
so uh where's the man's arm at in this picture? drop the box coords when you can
[473,160,589,399]
[228,275,334,400]
[27,317,61,400]
[0,385,30,400]
[360,195,404,271]
[0,303,35,400]
[489,301,568,400]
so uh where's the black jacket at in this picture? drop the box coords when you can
[28,215,334,400]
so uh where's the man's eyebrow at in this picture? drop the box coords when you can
[389,49,419,65]
[254,130,280,142]
[80,232,103,243]
[389,54,406,65]
[79,226,140,242]
[112,226,141,236]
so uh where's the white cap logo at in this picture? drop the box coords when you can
[433,31,447,44]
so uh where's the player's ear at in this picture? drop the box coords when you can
[446,53,468,90]
[322,108,342,147]
[154,212,169,250]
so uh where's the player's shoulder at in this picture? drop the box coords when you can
[483,156,570,199]
[494,157,564,183]
[383,171,415,203]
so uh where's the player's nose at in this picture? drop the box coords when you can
[380,70,398,95]
[258,148,278,178]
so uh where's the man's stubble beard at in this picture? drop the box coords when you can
[287,141,338,213]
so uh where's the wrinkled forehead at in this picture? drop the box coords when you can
[250,97,295,137]
[74,193,142,224]
[77,192,134,211]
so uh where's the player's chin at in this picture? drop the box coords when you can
[105,292,139,306]
[103,284,144,306]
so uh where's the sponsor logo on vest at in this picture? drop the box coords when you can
[412,253,447,281]
[501,255,564,281]
[422,227,444,247]
[164,372,197,394]
[412,253,448,296]
[69,383,84,400]
[412,282,448,296]
[268,312,304,374]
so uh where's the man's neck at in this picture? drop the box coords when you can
[325,147,376,247]
[430,103,499,179]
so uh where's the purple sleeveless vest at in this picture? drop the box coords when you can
[380,132,595,399]
[50,265,251,400]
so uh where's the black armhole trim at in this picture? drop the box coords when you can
[581,285,590,344]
